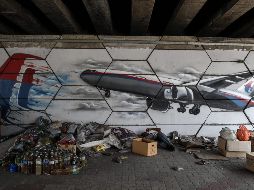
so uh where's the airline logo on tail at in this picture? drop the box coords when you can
[0,53,46,120]
[244,80,254,94]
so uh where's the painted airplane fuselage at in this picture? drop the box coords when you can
[81,69,254,111]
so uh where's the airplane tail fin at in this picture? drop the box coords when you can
[237,78,254,96]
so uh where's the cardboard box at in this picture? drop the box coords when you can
[218,136,251,157]
[132,138,157,156]
[246,153,254,172]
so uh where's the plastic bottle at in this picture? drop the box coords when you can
[28,153,34,174]
[54,152,59,170]
[22,153,28,174]
[71,154,78,175]
[15,155,21,172]
[35,155,42,175]
[42,155,50,175]
[59,153,64,169]
[49,154,55,174]
[79,153,86,167]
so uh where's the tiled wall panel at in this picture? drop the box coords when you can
[0,37,253,137]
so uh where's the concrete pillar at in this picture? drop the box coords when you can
[31,0,82,33]
[0,21,15,34]
[131,0,155,35]
[82,0,114,34]
[199,0,254,36]
[165,0,207,35]
[0,0,50,34]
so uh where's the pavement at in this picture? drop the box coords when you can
[0,148,254,190]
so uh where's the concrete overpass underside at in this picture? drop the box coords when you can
[0,0,254,37]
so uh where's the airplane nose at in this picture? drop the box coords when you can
[80,70,102,86]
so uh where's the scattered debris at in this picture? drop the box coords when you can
[172,166,184,171]
[195,160,209,165]
[194,152,228,161]
[112,155,128,164]
[185,148,201,154]
[177,135,215,150]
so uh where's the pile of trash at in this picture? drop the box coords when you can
[167,131,216,151]
[1,117,137,175]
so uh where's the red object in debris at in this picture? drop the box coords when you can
[237,125,251,141]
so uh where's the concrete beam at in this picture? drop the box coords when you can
[82,0,113,34]
[164,0,207,35]
[31,0,82,34]
[0,21,15,34]
[0,0,50,34]
[131,0,155,35]
[230,19,254,38]
[199,0,254,36]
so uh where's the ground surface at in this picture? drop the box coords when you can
[1,148,254,190]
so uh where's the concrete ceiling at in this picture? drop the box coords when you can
[0,0,254,37]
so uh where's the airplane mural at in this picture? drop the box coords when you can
[81,68,254,115]
[0,52,253,128]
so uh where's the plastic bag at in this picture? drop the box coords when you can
[219,127,236,140]
[236,125,250,141]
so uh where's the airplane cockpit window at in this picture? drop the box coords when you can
[164,88,172,99]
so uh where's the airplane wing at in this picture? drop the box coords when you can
[198,71,252,90]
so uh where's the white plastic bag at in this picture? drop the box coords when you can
[219,127,236,140]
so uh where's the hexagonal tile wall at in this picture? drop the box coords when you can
[205,111,249,125]
[46,99,112,123]
[196,124,254,137]
[6,110,50,125]
[105,112,154,126]
[55,85,104,100]
[1,39,253,137]
[244,51,254,76]
[106,60,154,75]
[104,43,156,60]
[205,48,249,62]
[244,99,254,124]
[46,48,112,85]
[148,50,211,85]
[197,61,252,111]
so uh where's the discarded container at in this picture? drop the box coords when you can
[35,155,42,175]
[132,138,157,157]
